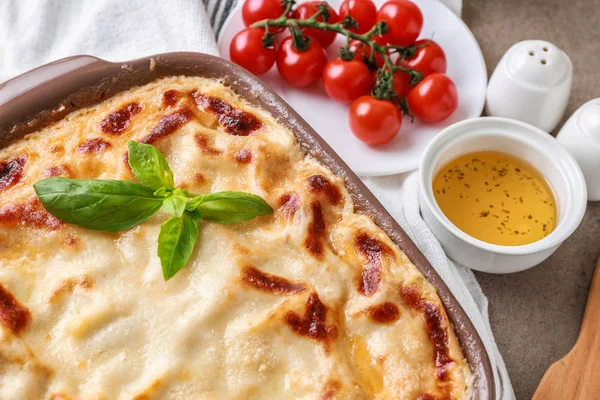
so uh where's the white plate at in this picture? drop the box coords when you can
[218,0,486,176]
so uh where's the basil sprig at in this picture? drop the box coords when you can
[34,178,164,232]
[33,140,273,280]
[158,214,199,280]
[128,141,174,190]
[185,191,274,224]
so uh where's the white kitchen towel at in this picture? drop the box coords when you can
[0,0,218,83]
[0,0,513,399]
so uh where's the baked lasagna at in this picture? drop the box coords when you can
[0,76,472,399]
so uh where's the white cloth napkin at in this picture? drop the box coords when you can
[0,0,218,83]
[0,1,513,398]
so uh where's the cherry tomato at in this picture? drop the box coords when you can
[371,35,388,47]
[296,2,341,48]
[372,67,411,98]
[392,71,412,98]
[242,0,286,27]
[407,73,458,122]
[230,28,276,75]
[339,0,377,34]
[349,96,402,145]
[322,58,372,102]
[370,70,378,86]
[349,38,386,69]
[399,39,446,76]
[376,0,423,46]
[276,37,327,87]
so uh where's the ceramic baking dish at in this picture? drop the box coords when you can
[0,52,495,399]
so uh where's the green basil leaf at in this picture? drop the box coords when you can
[158,213,199,280]
[181,189,194,198]
[34,177,163,232]
[163,189,187,217]
[128,141,174,190]
[154,187,171,198]
[187,208,203,220]
[185,195,203,212]
[190,191,273,224]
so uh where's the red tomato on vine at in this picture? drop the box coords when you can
[276,37,327,87]
[230,28,276,75]
[349,37,387,69]
[322,58,372,102]
[242,0,286,27]
[399,39,447,77]
[392,71,412,98]
[376,0,423,46]
[349,96,402,145]
[296,2,341,48]
[339,0,377,34]
[407,73,458,122]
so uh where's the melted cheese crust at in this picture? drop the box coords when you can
[0,77,472,399]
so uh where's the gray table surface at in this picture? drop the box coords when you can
[462,0,600,398]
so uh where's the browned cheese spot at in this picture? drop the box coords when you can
[192,172,205,184]
[400,284,423,309]
[234,148,252,164]
[62,233,79,248]
[307,174,342,205]
[140,107,194,144]
[98,102,142,134]
[132,378,163,400]
[162,89,182,107]
[122,152,132,169]
[77,138,111,155]
[400,284,453,382]
[194,133,221,155]
[0,283,31,335]
[417,395,442,400]
[241,265,306,294]
[192,92,262,136]
[304,201,326,259]
[0,155,26,191]
[356,232,393,297]
[49,276,95,304]
[285,292,338,347]
[277,192,300,219]
[320,380,342,400]
[0,198,62,230]
[42,165,70,178]
[366,302,401,324]
[232,243,251,256]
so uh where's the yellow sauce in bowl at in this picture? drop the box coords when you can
[432,151,556,246]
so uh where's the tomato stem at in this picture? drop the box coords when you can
[289,23,311,51]
[311,3,331,22]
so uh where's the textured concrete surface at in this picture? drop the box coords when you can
[462,0,600,398]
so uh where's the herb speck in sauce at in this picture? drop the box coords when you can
[432,151,556,246]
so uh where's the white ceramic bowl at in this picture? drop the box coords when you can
[419,117,587,273]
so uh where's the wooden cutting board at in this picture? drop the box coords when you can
[533,257,600,399]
